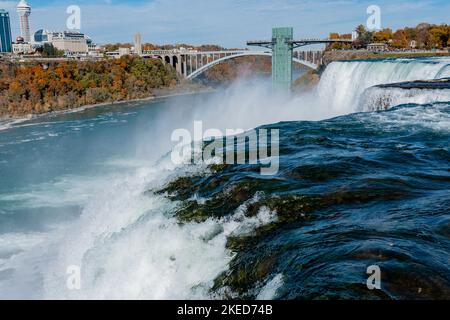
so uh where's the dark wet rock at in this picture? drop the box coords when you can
[172,181,256,223]
[376,78,450,90]
[212,253,279,298]
[151,117,450,299]
[155,175,203,201]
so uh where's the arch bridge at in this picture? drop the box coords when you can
[141,49,323,80]
[141,27,353,90]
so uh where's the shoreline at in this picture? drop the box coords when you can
[0,87,216,131]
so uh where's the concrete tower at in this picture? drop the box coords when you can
[134,32,142,55]
[17,0,31,43]
[272,27,293,92]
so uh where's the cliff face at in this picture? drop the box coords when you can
[292,69,320,93]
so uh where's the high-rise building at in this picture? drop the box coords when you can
[17,0,31,43]
[0,9,12,52]
[134,32,142,55]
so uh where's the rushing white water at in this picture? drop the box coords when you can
[318,58,450,113]
[436,64,450,78]
[1,57,450,300]
[361,87,450,111]
[257,274,284,300]
[0,154,278,299]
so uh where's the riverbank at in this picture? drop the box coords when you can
[0,84,215,131]
[0,56,183,119]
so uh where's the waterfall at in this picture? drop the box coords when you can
[361,86,450,111]
[317,58,450,113]
[436,64,450,78]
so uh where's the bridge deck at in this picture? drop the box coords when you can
[247,38,353,46]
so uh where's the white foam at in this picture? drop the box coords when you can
[257,274,284,300]
[0,174,116,210]
[436,64,450,78]
[12,161,275,299]
[360,102,450,133]
[362,87,450,111]
[0,118,31,132]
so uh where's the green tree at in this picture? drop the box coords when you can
[41,43,65,57]
[354,24,374,48]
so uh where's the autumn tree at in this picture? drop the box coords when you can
[429,25,450,49]
[0,56,178,117]
[392,30,409,48]
[373,28,393,42]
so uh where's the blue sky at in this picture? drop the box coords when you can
[0,0,449,47]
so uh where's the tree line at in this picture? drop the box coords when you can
[329,23,450,50]
[0,56,178,117]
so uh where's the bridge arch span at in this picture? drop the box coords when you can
[172,55,178,68]
[186,51,318,80]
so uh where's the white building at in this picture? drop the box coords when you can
[12,37,33,54]
[106,47,132,58]
[118,47,130,56]
[49,31,88,56]
[88,43,102,57]
[33,29,96,57]
[367,43,389,52]
[12,43,33,54]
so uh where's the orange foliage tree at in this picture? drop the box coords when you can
[0,56,178,117]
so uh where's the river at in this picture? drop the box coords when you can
[0,57,449,299]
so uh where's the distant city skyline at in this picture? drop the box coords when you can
[0,0,449,47]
